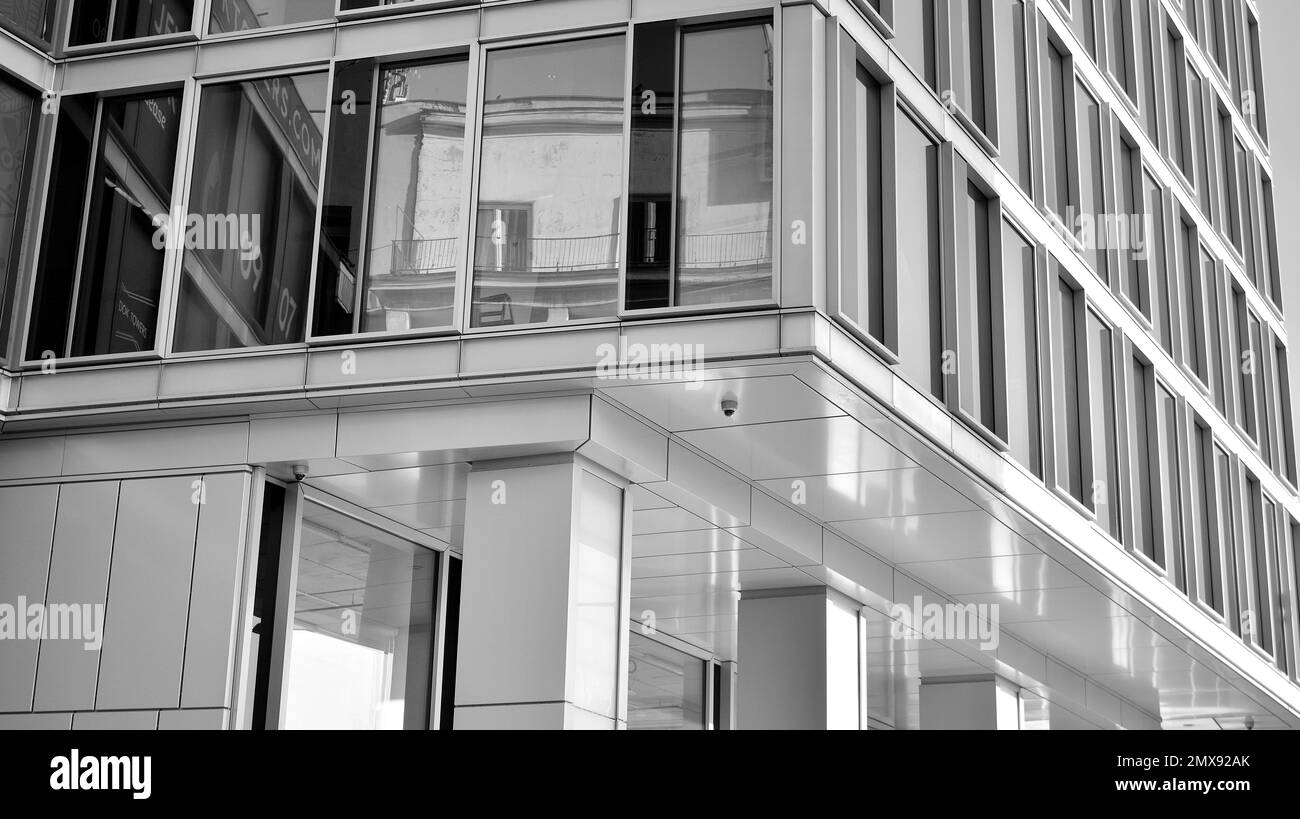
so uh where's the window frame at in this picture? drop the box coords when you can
[943,148,1007,449]
[0,69,43,368]
[616,16,780,322]
[1046,258,1095,516]
[19,80,197,367]
[832,35,898,363]
[163,64,331,357]
[62,0,201,56]
[304,50,476,343]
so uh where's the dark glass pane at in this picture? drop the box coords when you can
[313,59,375,337]
[70,0,193,46]
[896,113,941,396]
[173,72,328,352]
[0,0,57,44]
[0,75,37,358]
[27,95,96,360]
[625,21,677,311]
[69,92,183,357]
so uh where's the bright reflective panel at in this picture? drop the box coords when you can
[285,501,438,730]
[627,631,705,730]
[362,60,468,333]
[173,72,327,352]
[675,23,774,306]
[470,36,625,327]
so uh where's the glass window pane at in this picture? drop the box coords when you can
[313,59,375,338]
[896,113,942,396]
[29,90,184,359]
[1074,81,1104,276]
[675,23,774,307]
[952,0,986,129]
[1194,424,1224,613]
[626,20,677,311]
[1157,383,1184,588]
[1119,139,1147,315]
[959,179,995,428]
[0,74,37,359]
[70,0,193,45]
[894,0,937,88]
[1132,359,1159,563]
[359,60,468,334]
[470,36,625,327]
[0,0,56,44]
[286,502,438,730]
[1002,223,1041,477]
[209,0,333,32]
[1043,40,1071,218]
[1088,312,1119,536]
[995,0,1031,190]
[1053,274,1085,502]
[173,72,328,352]
[1143,171,1172,352]
[627,632,706,730]
[1104,0,1133,97]
[842,62,884,338]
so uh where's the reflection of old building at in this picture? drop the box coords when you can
[0,0,1298,734]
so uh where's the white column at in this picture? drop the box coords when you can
[919,676,1023,730]
[736,587,864,730]
[454,455,630,729]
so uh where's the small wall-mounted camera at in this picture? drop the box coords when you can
[720,397,739,418]
[292,463,309,482]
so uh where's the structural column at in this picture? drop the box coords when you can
[736,587,864,729]
[454,455,630,729]
[919,676,1023,730]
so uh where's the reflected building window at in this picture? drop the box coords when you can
[172,72,328,352]
[285,501,439,730]
[70,0,194,46]
[0,73,38,361]
[315,58,469,336]
[627,632,706,730]
[26,89,183,359]
[627,20,774,310]
[470,36,626,327]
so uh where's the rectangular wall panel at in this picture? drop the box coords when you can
[34,481,120,711]
[95,477,200,710]
[181,472,251,709]
[0,485,59,712]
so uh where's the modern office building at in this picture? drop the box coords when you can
[0,0,1295,730]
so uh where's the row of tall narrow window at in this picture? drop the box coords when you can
[842,40,1296,668]
[874,0,1279,319]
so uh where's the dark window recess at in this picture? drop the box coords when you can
[438,556,462,731]
[625,21,677,311]
[0,75,38,358]
[70,0,193,46]
[313,59,376,338]
[250,481,285,731]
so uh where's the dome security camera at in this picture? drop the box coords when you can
[721,397,739,418]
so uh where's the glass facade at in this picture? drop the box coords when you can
[0,0,1296,728]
